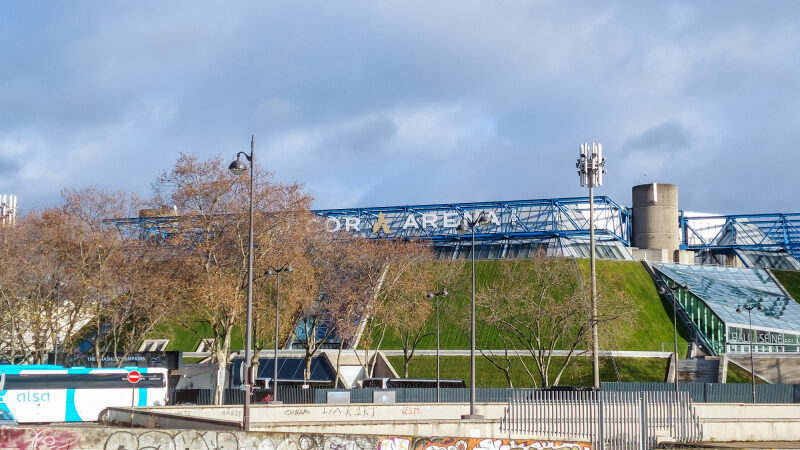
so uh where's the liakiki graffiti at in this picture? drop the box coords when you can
[380,437,592,450]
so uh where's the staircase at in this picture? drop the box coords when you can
[678,358,720,383]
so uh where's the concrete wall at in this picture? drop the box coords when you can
[631,183,680,251]
[10,401,798,447]
[725,354,800,384]
[0,426,593,450]
[696,403,800,442]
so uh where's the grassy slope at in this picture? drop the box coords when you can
[374,259,689,353]
[387,355,668,387]
[147,320,244,353]
[771,269,800,304]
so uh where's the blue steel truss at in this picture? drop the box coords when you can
[680,212,800,263]
[108,196,632,247]
[315,196,630,245]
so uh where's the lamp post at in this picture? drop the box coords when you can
[228,135,255,431]
[265,264,292,404]
[427,288,448,403]
[53,280,66,366]
[576,142,606,389]
[736,300,763,404]
[456,211,490,420]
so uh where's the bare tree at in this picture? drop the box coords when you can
[371,243,435,377]
[477,254,635,388]
[153,153,312,404]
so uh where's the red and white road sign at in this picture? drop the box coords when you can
[127,370,141,384]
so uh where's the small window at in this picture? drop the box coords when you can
[138,339,170,352]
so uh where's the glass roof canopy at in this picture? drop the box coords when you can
[654,263,800,353]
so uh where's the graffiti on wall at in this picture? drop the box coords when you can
[380,437,592,450]
[102,431,376,450]
[0,428,81,450]
[0,428,592,450]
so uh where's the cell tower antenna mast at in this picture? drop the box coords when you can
[576,143,606,389]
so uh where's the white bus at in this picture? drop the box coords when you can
[0,365,168,423]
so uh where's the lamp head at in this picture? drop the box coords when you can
[441,289,448,297]
[285,265,293,273]
[228,156,248,175]
[265,269,276,276]
[456,221,469,234]
[427,293,434,299]
[736,307,742,314]
[476,212,491,226]
[757,304,764,311]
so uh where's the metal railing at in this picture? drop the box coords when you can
[170,384,800,406]
[603,382,800,403]
[501,390,703,450]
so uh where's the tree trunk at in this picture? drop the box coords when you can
[212,329,233,406]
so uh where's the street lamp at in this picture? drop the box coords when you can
[736,300,764,404]
[576,142,606,389]
[265,264,292,404]
[229,135,255,431]
[456,211,490,420]
[427,288,448,403]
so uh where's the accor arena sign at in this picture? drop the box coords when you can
[321,210,503,235]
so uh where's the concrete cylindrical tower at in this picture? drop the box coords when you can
[631,183,679,251]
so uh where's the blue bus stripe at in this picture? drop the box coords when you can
[65,389,81,421]
[137,387,147,406]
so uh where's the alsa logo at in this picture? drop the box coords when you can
[17,392,50,403]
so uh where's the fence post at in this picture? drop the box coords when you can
[598,390,604,449]
[639,392,648,450]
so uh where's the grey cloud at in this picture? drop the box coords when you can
[0,156,19,178]
[328,116,397,156]
[2,1,800,215]
[623,121,693,154]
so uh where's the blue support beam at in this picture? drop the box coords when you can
[680,211,800,263]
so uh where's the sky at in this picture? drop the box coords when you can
[1,2,799,215]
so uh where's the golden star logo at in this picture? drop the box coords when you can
[372,212,391,234]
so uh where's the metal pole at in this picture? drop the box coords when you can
[53,287,58,366]
[749,308,756,404]
[274,272,280,404]
[243,135,254,431]
[590,184,599,389]
[436,293,440,403]
[673,287,679,395]
[470,225,477,416]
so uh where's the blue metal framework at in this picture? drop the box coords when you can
[108,197,632,251]
[315,196,631,245]
[680,212,800,266]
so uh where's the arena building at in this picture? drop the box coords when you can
[111,182,800,356]
[314,183,800,355]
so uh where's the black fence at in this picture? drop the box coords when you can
[602,382,800,404]
[170,383,800,406]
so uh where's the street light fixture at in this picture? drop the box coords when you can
[228,135,255,432]
[576,142,606,390]
[265,264,292,404]
[736,300,764,404]
[427,288,448,403]
[456,211,490,420]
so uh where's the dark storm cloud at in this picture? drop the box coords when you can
[1,2,799,215]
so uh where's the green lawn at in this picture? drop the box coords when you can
[726,361,766,384]
[771,269,800,304]
[372,259,689,354]
[147,320,244,353]
[387,355,668,387]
